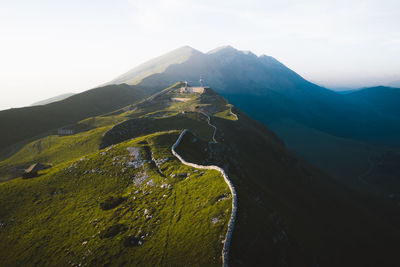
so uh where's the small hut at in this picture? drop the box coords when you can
[23,163,46,179]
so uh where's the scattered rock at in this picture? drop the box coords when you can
[160,183,170,189]
[123,235,144,247]
[127,147,141,159]
[178,173,188,178]
[212,216,220,225]
[133,172,149,186]
[146,179,154,186]
[216,193,230,202]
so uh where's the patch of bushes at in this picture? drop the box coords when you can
[99,224,126,239]
[100,196,125,210]
[123,235,143,247]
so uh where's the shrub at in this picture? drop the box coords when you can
[100,196,125,210]
[99,224,126,239]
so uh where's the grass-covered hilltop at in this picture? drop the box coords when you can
[1,82,399,266]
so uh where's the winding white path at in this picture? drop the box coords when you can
[229,106,238,121]
[171,129,237,267]
[200,112,218,143]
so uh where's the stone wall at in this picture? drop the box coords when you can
[171,129,237,267]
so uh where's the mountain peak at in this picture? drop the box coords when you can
[207,45,258,58]
[176,45,203,54]
[109,45,201,85]
[207,45,238,54]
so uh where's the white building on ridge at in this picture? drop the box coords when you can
[179,77,208,94]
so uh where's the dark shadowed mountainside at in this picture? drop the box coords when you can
[0,84,148,154]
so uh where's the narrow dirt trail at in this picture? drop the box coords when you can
[200,112,217,143]
[171,112,238,267]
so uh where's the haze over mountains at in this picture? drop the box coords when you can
[31,93,75,106]
[1,45,400,266]
[106,45,400,187]
[109,45,400,144]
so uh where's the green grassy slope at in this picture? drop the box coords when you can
[0,131,231,266]
[0,83,236,266]
[0,82,212,181]
[0,127,110,181]
[0,83,148,153]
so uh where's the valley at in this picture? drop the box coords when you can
[2,0,399,265]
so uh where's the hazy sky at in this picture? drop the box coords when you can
[1,0,400,110]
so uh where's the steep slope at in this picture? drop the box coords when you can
[30,93,75,106]
[2,84,399,266]
[0,131,231,266]
[0,84,148,155]
[109,46,201,85]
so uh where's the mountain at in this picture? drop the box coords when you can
[107,46,400,191]
[109,46,198,85]
[31,93,75,106]
[110,45,400,145]
[111,45,324,95]
[0,84,149,158]
[1,83,399,266]
[344,86,400,117]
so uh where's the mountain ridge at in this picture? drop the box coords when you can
[31,93,75,106]
[103,46,400,207]
[2,83,399,266]
[106,45,400,145]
